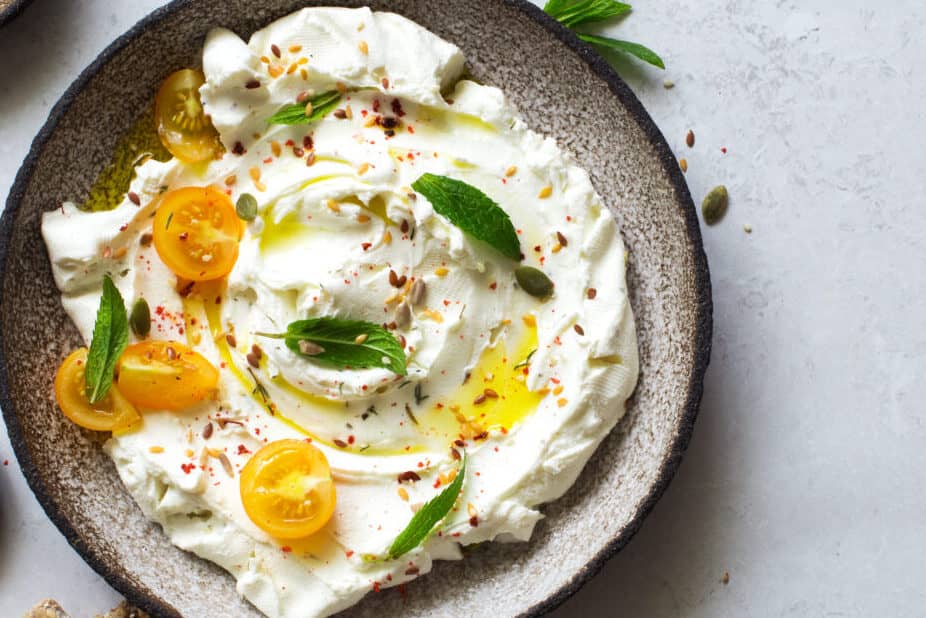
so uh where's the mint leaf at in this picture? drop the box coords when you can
[260,317,407,376]
[411,173,520,260]
[578,34,666,69]
[267,91,341,125]
[389,453,466,559]
[85,275,129,403]
[544,0,631,28]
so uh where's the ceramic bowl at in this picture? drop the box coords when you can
[0,0,32,27]
[0,0,711,615]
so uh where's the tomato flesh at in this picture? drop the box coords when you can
[54,348,141,432]
[116,341,218,411]
[155,68,222,163]
[153,186,241,281]
[240,440,337,539]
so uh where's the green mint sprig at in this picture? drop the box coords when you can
[267,90,342,125]
[85,275,129,403]
[544,0,665,69]
[258,317,407,376]
[411,173,521,261]
[389,453,466,559]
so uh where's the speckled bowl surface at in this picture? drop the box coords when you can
[0,1,711,616]
[0,0,33,27]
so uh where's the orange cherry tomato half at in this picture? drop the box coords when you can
[116,341,218,411]
[54,348,141,432]
[153,186,241,281]
[240,439,337,539]
[155,68,223,163]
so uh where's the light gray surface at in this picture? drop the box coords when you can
[0,1,922,617]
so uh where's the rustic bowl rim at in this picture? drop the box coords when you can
[0,0,32,27]
[0,0,712,616]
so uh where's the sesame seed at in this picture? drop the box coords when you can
[286,63,298,75]
[397,486,409,501]
[270,141,282,157]
[358,40,369,55]
[354,333,368,344]
[148,446,164,454]
[326,200,340,213]
[249,167,261,182]
[434,267,448,277]
[538,185,553,199]
[551,243,562,254]
[288,44,302,53]
[357,162,370,175]
[557,398,568,407]
[356,214,371,223]
[505,165,517,177]
[224,175,237,186]
[679,158,688,172]
[268,65,283,78]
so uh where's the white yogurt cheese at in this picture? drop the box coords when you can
[41,7,638,618]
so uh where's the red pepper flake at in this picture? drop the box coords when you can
[473,431,489,441]
[397,471,421,483]
[303,135,314,149]
[391,98,406,117]
[407,125,415,134]
[361,242,372,251]
[381,77,389,89]
[345,550,354,558]
[489,281,497,290]
[127,191,141,206]
[469,515,479,527]
[181,463,195,474]
[263,156,273,164]
[556,231,568,247]
[237,444,251,455]
[2,460,8,466]
[450,447,461,461]
[454,439,465,447]
[119,224,128,232]
[372,582,381,593]
[293,146,304,157]
[245,79,260,89]
[285,139,294,146]
[721,147,728,154]
[587,287,597,299]
[405,565,420,576]
[372,99,381,112]
[281,545,292,553]
[232,141,246,155]
[347,435,356,445]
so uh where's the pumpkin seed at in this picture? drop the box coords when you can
[515,266,554,298]
[701,185,729,225]
[236,193,258,221]
[298,340,325,355]
[130,298,150,337]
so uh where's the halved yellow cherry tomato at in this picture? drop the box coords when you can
[155,68,222,162]
[240,439,337,539]
[54,348,141,432]
[116,341,218,411]
[153,186,241,281]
